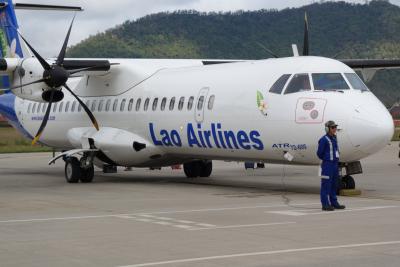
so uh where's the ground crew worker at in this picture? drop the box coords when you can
[317,121,346,211]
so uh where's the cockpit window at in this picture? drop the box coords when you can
[344,73,369,91]
[284,74,311,94]
[312,73,349,91]
[270,74,291,94]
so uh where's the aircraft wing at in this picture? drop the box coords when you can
[340,59,400,70]
[339,59,400,82]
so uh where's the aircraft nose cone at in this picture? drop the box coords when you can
[347,104,394,156]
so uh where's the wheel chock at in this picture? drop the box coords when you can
[339,189,362,196]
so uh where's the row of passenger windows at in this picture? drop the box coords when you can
[27,95,216,114]
[269,73,369,95]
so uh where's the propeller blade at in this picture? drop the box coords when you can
[56,14,76,66]
[256,42,279,58]
[63,83,99,131]
[7,78,47,90]
[31,90,55,145]
[17,33,51,70]
[303,12,309,56]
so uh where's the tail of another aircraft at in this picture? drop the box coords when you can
[0,0,24,88]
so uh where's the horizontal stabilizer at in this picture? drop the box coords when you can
[14,3,83,12]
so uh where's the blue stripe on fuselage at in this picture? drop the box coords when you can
[0,93,33,140]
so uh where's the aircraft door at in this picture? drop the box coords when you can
[195,87,210,123]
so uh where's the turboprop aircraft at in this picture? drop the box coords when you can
[0,1,395,189]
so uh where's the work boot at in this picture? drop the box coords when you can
[333,204,346,210]
[322,206,334,211]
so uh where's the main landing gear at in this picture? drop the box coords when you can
[64,154,95,183]
[184,160,213,178]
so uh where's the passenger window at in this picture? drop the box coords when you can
[42,103,47,113]
[169,97,176,111]
[91,100,97,112]
[27,103,32,114]
[188,96,194,110]
[98,100,104,112]
[270,74,291,94]
[105,99,111,112]
[65,101,70,113]
[161,97,167,111]
[152,98,159,111]
[197,96,205,110]
[128,99,134,111]
[136,98,142,111]
[120,99,126,112]
[144,98,150,111]
[113,99,118,112]
[285,74,311,94]
[32,103,37,114]
[178,97,185,110]
[344,73,369,91]
[53,102,57,113]
[312,73,349,91]
[71,101,76,112]
[37,103,42,113]
[59,102,64,113]
[208,95,215,110]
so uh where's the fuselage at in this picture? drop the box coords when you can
[0,56,394,167]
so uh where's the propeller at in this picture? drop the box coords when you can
[256,42,279,58]
[257,12,310,58]
[303,12,310,56]
[15,16,100,145]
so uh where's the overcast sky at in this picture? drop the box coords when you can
[13,0,400,57]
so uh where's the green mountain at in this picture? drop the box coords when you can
[68,0,400,107]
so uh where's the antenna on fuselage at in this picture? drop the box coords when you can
[292,44,300,57]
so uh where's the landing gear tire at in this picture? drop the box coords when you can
[342,175,356,190]
[65,157,81,183]
[80,166,94,183]
[184,160,213,178]
[200,161,212,178]
[184,161,201,178]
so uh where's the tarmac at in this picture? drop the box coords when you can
[0,142,399,267]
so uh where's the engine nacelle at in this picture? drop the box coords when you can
[67,127,165,167]
[9,57,52,103]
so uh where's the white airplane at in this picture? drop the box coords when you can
[0,1,395,189]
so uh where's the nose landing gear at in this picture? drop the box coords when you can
[339,175,356,190]
[338,161,362,193]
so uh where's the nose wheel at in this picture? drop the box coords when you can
[338,175,356,193]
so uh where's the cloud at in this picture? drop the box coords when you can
[13,0,393,57]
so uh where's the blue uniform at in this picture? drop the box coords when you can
[317,134,340,207]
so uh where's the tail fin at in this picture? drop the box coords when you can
[0,0,24,59]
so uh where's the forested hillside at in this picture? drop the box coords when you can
[68,0,400,106]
